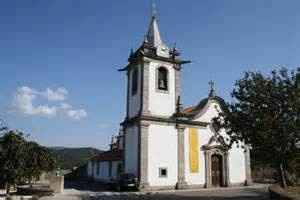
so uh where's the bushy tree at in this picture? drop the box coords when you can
[214,68,300,188]
[0,119,7,134]
[0,131,27,194]
[0,129,57,194]
[23,142,56,186]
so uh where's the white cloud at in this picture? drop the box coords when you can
[67,109,87,120]
[11,86,87,120]
[60,103,72,110]
[12,86,57,116]
[35,105,57,116]
[42,87,68,101]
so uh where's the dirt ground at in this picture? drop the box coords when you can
[40,184,269,200]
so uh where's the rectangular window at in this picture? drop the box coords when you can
[159,168,168,178]
[108,161,112,177]
[131,68,138,95]
[96,161,100,175]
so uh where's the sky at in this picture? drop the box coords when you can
[0,0,300,150]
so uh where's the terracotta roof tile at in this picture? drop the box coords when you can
[182,106,195,114]
[92,150,123,162]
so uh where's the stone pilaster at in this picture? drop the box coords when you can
[175,67,181,105]
[176,125,188,189]
[224,152,230,186]
[126,71,130,118]
[139,121,150,190]
[244,146,252,186]
[140,60,151,116]
[204,151,212,188]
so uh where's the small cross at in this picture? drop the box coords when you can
[208,80,216,97]
[209,80,215,91]
[152,1,157,17]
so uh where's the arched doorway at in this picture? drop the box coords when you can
[211,154,223,187]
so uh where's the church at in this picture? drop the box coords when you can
[87,9,252,190]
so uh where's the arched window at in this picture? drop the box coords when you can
[131,68,138,95]
[157,67,168,91]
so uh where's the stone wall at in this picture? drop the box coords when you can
[269,185,296,200]
[49,176,64,193]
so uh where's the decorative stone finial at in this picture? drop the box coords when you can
[111,135,115,144]
[176,96,183,113]
[208,80,216,98]
[170,42,180,59]
[129,48,134,57]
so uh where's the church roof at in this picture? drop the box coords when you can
[182,96,228,118]
[92,150,123,162]
[181,81,228,118]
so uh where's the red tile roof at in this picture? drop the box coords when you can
[92,150,123,162]
[182,106,195,114]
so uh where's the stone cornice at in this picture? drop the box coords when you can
[121,115,209,128]
[118,48,190,72]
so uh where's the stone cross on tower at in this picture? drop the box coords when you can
[152,1,157,17]
[208,80,216,97]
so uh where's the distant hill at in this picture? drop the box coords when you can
[49,147,103,170]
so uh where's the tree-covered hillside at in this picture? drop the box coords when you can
[49,147,103,170]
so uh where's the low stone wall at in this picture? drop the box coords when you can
[49,176,64,193]
[269,185,296,200]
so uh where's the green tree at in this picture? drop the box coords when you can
[0,119,7,134]
[0,128,57,194]
[214,68,300,188]
[23,142,56,186]
[0,131,27,194]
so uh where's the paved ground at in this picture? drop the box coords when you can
[40,184,269,200]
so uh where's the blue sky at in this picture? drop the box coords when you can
[0,0,299,150]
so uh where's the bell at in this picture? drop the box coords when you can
[159,79,166,89]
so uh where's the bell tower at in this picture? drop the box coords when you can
[119,5,191,189]
[119,8,190,119]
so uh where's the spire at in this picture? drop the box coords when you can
[145,2,165,48]
[208,80,216,98]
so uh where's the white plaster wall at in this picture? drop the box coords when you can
[93,161,110,181]
[229,143,246,184]
[87,161,92,177]
[125,125,139,176]
[148,61,176,116]
[194,100,221,123]
[184,126,213,185]
[148,124,178,186]
[111,161,121,179]
[128,65,141,118]
[192,100,247,185]
[92,161,98,179]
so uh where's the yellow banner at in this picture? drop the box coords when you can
[189,128,199,173]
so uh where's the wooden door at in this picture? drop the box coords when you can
[211,154,223,187]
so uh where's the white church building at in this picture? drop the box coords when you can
[87,9,252,190]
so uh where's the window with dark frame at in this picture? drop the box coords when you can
[96,161,100,175]
[159,167,168,178]
[132,68,138,95]
[157,67,168,91]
